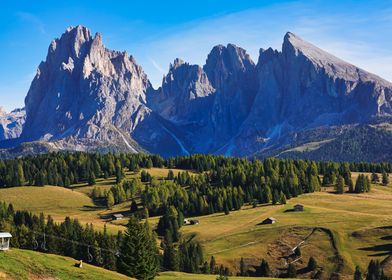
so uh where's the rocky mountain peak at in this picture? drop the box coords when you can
[21,26,153,150]
[204,44,255,88]
[170,58,186,70]
[49,25,92,60]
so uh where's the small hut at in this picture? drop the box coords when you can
[0,232,12,251]
[294,204,304,212]
[190,219,199,225]
[184,219,200,225]
[112,214,124,220]
[261,217,277,224]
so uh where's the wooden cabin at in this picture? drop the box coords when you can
[261,217,277,224]
[184,219,200,225]
[112,214,124,220]
[294,204,304,212]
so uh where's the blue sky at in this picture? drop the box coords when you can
[1,0,392,111]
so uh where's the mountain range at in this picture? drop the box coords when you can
[1,25,392,161]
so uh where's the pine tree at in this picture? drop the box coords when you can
[272,189,280,205]
[106,192,115,209]
[167,170,174,180]
[307,257,317,271]
[201,261,210,274]
[163,232,179,271]
[336,175,345,194]
[355,175,365,193]
[224,203,230,215]
[257,259,271,277]
[16,162,25,186]
[287,263,297,278]
[118,216,159,279]
[115,160,124,184]
[348,177,354,193]
[130,200,138,213]
[88,172,96,186]
[210,256,217,274]
[371,172,379,184]
[382,172,389,186]
[239,257,247,276]
[279,191,287,204]
[354,265,363,280]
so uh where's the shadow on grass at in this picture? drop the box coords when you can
[81,205,106,211]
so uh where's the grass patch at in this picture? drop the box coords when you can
[0,248,133,280]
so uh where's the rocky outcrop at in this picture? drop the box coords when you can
[0,107,25,141]
[148,44,257,154]
[21,25,156,152]
[224,32,392,156]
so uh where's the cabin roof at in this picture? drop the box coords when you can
[112,214,124,218]
[0,232,12,238]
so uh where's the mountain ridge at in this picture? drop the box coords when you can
[1,25,392,161]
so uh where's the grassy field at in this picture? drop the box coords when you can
[180,181,392,279]
[0,185,127,233]
[0,249,288,280]
[0,248,134,280]
[0,170,391,279]
[0,168,194,234]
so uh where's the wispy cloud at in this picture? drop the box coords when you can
[16,12,46,34]
[149,58,166,75]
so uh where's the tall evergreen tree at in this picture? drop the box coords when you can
[307,257,317,271]
[210,256,217,274]
[354,265,363,280]
[239,257,247,276]
[336,175,345,194]
[365,260,389,280]
[382,172,389,186]
[162,231,179,271]
[106,192,115,209]
[256,259,271,277]
[118,217,159,280]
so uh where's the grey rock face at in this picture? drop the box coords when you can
[149,58,215,124]
[0,107,26,140]
[149,44,257,154]
[226,32,392,156]
[22,25,154,152]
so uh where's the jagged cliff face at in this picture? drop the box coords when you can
[149,44,257,153]
[149,58,215,124]
[0,108,25,141]
[22,26,153,151]
[227,32,392,156]
[3,27,392,160]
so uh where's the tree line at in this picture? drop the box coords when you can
[0,152,392,188]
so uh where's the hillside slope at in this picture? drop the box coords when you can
[0,249,133,280]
